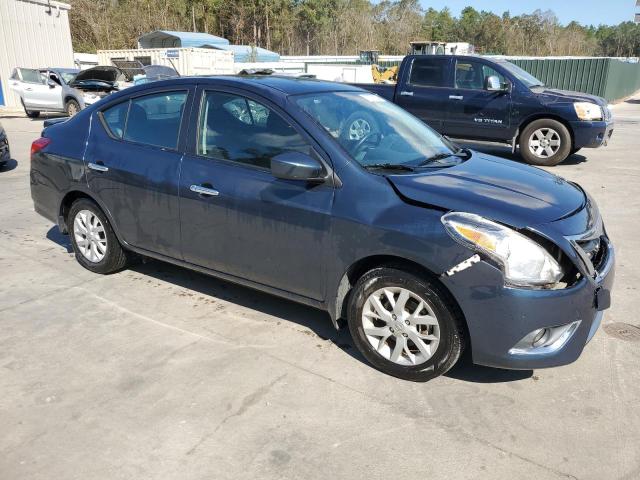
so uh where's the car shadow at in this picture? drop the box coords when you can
[44,226,533,384]
[457,141,587,166]
[0,158,18,172]
[46,225,72,252]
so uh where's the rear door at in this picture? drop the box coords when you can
[443,59,512,141]
[85,87,194,259]
[394,56,454,132]
[179,87,334,301]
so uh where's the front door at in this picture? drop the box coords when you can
[85,88,193,258]
[394,56,454,133]
[179,88,334,301]
[444,59,512,141]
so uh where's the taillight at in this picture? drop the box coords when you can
[31,137,51,156]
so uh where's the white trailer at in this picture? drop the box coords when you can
[97,48,234,76]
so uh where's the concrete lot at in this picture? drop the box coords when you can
[1,99,639,480]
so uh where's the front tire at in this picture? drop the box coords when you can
[347,267,465,382]
[65,99,80,117]
[68,198,129,274]
[520,119,571,166]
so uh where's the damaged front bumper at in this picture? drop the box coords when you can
[440,235,615,370]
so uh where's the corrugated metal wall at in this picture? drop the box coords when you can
[0,0,74,108]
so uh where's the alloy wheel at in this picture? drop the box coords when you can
[73,209,107,263]
[361,287,441,366]
[529,128,561,158]
[348,118,372,141]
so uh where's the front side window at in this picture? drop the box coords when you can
[123,91,187,149]
[409,58,450,87]
[198,91,310,169]
[295,91,458,168]
[455,61,506,90]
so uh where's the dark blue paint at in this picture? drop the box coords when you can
[30,75,615,370]
[358,55,614,150]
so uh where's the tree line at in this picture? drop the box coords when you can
[68,0,640,58]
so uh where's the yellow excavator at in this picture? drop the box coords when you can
[359,50,399,84]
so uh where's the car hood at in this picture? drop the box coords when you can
[71,66,121,84]
[387,153,586,228]
[533,87,607,107]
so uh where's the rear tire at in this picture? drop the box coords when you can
[520,119,571,167]
[347,267,465,382]
[65,99,80,117]
[68,198,129,274]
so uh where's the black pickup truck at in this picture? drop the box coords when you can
[355,55,614,166]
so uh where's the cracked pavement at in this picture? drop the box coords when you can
[1,97,639,479]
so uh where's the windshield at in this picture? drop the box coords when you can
[60,72,77,84]
[293,91,459,169]
[499,61,544,88]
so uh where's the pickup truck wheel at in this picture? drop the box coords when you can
[68,198,129,274]
[343,111,379,142]
[347,267,465,382]
[65,99,80,117]
[520,119,571,166]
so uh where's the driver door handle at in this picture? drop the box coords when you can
[449,95,464,100]
[399,91,414,97]
[190,184,219,197]
[88,162,109,172]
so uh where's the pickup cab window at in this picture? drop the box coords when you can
[198,91,310,169]
[455,60,506,90]
[408,58,450,87]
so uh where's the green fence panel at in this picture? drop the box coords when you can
[510,57,640,101]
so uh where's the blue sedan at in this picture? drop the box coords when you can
[29,76,615,381]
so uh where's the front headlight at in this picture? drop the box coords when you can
[441,212,563,287]
[574,102,603,121]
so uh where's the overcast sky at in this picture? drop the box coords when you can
[420,0,636,26]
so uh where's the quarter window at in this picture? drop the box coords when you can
[198,92,310,169]
[409,58,450,87]
[122,91,187,149]
[102,101,129,139]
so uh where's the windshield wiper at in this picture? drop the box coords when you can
[418,148,471,167]
[364,163,416,172]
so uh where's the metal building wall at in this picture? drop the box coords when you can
[0,0,74,108]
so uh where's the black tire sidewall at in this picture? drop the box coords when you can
[68,199,125,274]
[520,119,571,167]
[347,268,463,382]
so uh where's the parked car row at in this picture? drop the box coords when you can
[30,75,615,381]
[7,63,178,119]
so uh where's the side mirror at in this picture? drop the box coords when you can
[47,80,56,89]
[485,75,505,92]
[271,152,325,182]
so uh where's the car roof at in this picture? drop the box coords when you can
[119,75,363,99]
[44,68,80,73]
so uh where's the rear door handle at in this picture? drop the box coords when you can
[399,91,414,97]
[449,95,464,100]
[88,162,109,172]
[190,184,219,197]
[25,87,33,91]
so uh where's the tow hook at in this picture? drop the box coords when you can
[443,254,481,277]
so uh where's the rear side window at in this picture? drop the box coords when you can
[409,58,449,87]
[123,91,187,149]
[102,101,129,139]
[197,91,310,169]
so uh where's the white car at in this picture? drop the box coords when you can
[9,68,83,118]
